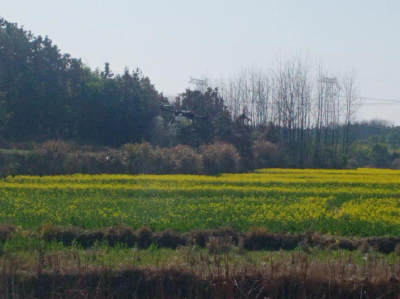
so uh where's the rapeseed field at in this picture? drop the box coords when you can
[1,168,399,236]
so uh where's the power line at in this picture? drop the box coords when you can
[358,96,400,107]
[357,96,400,103]
[337,95,400,102]
[361,103,400,106]
[336,95,400,106]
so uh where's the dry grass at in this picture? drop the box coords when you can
[1,245,399,298]
[2,225,400,298]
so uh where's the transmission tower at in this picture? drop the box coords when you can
[188,77,208,92]
[320,77,338,100]
[319,76,341,152]
[320,77,340,124]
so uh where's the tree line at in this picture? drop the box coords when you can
[1,17,398,171]
[0,18,162,146]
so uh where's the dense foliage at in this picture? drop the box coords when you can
[0,18,162,146]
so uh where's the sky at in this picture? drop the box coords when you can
[2,0,400,124]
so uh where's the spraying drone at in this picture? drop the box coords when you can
[160,104,209,129]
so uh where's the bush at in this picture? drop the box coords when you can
[152,147,174,174]
[244,228,301,251]
[65,152,101,174]
[76,231,106,248]
[1,141,248,176]
[391,158,400,170]
[41,224,81,246]
[153,230,186,249]
[67,149,125,174]
[137,226,153,249]
[0,151,25,177]
[244,227,280,251]
[366,237,398,254]
[0,224,16,242]
[370,143,390,168]
[122,142,154,174]
[30,140,72,175]
[200,142,240,175]
[252,140,280,168]
[91,150,125,174]
[170,145,203,174]
[106,225,137,247]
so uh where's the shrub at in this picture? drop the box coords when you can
[153,230,186,249]
[0,151,24,177]
[76,231,105,248]
[338,238,357,251]
[252,140,280,168]
[200,142,240,175]
[41,224,81,246]
[106,225,137,247]
[30,140,72,175]
[366,237,398,254]
[94,149,125,174]
[170,145,203,174]
[244,227,280,251]
[137,226,153,249]
[152,147,174,174]
[189,230,209,247]
[0,224,16,242]
[369,143,390,168]
[122,142,154,174]
[65,152,102,174]
[391,158,400,170]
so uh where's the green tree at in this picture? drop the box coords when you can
[178,88,234,146]
[387,131,400,149]
[0,17,163,146]
[370,143,390,168]
[0,92,9,139]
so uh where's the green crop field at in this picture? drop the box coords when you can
[1,168,400,236]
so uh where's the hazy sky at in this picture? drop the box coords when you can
[2,0,400,124]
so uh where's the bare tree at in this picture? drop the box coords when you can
[341,70,360,155]
[206,56,360,167]
[273,56,313,164]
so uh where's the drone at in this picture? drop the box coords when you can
[160,104,209,129]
